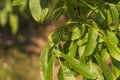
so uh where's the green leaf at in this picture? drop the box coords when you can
[12,0,28,11]
[98,7,106,25]
[12,0,26,5]
[90,63,104,80]
[79,0,97,12]
[53,1,65,10]
[40,0,49,22]
[5,0,12,12]
[58,66,75,80]
[53,8,64,21]
[61,33,69,42]
[45,55,55,80]
[117,1,120,14]
[83,27,98,56]
[0,11,7,27]
[61,30,70,42]
[76,36,88,46]
[40,43,54,80]
[71,25,81,40]
[51,26,64,44]
[60,54,97,79]
[68,41,77,57]
[101,49,110,61]
[112,58,120,69]
[29,0,41,21]
[9,14,18,34]
[112,64,120,79]
[40,48,48,80]
[51,31,60,44]
[78,45,86,58]
[66,3,74,17]
[107,9,113,26]
[107,32,119,44]
[109,4,119,30]
[112,58,120,78]
[104,32,120,61]
[94,54,115,80]
[0,0,12,27]
[29,0,48,22]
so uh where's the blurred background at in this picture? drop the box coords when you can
[0,0,67,80]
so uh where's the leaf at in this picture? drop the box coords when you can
[109,4,119,30]
[40,0,49,22]
[5,0,12,12]
[61,33,69,42]
[66,3,74,17]
[29,0,41,21]
[71,25,81,40]
[75,36,88,46]
[117,1,120,14]
[112,58,120,69]
[112,58,120,78]
[58,66,76,80]
[94,54,115,80]
[0,11,7,27]
[12,0,28,11]
[101,49,110,61]
[12,0,26,5]
[40,48,48,80]
[45,55,55,80]
[106,9,112,26]
[53,8,64,21]
[98,7,106,25]
[90,63,104,80]
[40,43,54,80]
[51,27,64,44]
[78,45,86,58]
[53,1,65,10]
[60,54,97,79]
[29,0,48,22]
[19,0,28,11]
[79,0,97,12]
[104,32,120,61]
[0,0,12,27]
[112,63,120,79]
[9,14,18,34]
[83,27,98,56]
[48,32,54,43]
[107,31,119,44]
[68,41,77,57]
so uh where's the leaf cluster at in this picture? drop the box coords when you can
[13,0,120,80]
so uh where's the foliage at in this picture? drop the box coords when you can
[13,0,120,80]
[0,0,28,34]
